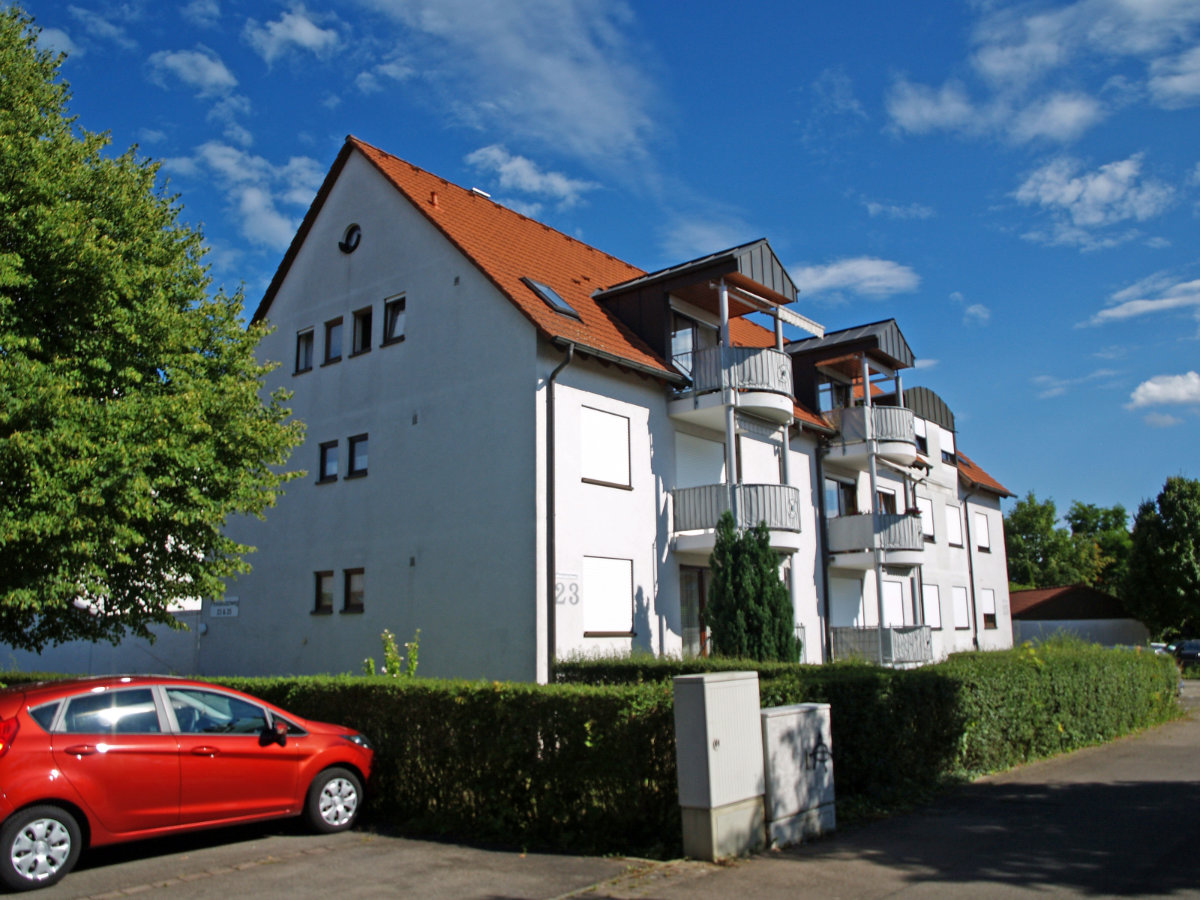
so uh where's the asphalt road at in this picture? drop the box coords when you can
[30,679,1200,899]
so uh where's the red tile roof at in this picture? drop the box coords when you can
[957,450,1013,498]
[1010,585,1139,621]
[256,136,676,380]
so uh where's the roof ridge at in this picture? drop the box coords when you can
[346,136,643,283]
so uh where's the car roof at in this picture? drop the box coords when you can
[2,675,236,704]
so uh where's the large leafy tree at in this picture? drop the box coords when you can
[1065,501,1131,597]
[1124,477,1200,638]
[705,512,799,662]
[0,8,302,651]
[1004,492,1101,590]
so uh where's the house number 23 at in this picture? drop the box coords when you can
[555,578,580,605]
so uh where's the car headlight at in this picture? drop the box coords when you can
[341,733,372,750]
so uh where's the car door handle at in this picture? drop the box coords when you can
[63,744,97,757]
[191,746,221,757]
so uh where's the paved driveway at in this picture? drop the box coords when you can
[34,679,1200,899]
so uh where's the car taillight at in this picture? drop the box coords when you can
[0,717,18,758]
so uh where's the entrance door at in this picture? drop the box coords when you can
[681,566,711,656]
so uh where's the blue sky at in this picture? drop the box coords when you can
[25,0,1200,522]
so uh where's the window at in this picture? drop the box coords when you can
[62,688,161,734]
[347,434,368,478]
[581,406,631,489]
[343,568,364,613]
[923,584,942,629]
[882,580,905,627]
[383,295,406,345]
[824,478,857,517]
[166,688,268,735]
[582,556,633,636]
[352,307,372,355]
[876,488,897,515]
[980,588,997,629]
[318,440,338,483]
[952,586,970,630]
[914,418,928,455]
[916,496,935,541]
[670,313,696,379]
[314,571,333,614]
[324,317,343,364]
[945,505,963,547]
[522,277,581,320]
[295,329,314,373]
[975,511,991,551]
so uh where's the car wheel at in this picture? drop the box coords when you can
[0,805,82,892]
[304,768,362,833]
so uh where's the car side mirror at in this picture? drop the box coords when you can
[261,719,288,747]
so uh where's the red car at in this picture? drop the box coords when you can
[0,675,373,891]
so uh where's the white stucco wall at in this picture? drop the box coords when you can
[208,151,542,681]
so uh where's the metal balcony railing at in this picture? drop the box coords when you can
[825,512,923,554]
[831,625,933,665]
[827,405,915,446]
[672,483,801,533]
[683,346,793,397]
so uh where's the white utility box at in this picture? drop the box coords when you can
[760,702,835,846]
[673,671,765,860]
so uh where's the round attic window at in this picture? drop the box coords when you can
[338,223,362,254]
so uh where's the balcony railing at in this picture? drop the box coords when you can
[827,405,915,446]
[826,512,923,554]
[831,625,933,666]
[685,346,793,397]
[672,483,801,533]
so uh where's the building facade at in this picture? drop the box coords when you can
[7,138,1014,680]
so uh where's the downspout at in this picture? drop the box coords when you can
[545,342,575,681]
[962,486,980,650]
[862,355,886,666]
[816,439,834,663]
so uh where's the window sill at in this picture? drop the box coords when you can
[584,630,636,638]
[381,335,406,347]
[345,470,368,480]
[581,478,634,491]
[294,367,312,376]
[321,358,341,367]
[316,476,338,485]
[349,348,371,358]
[311,608,333,616]
[977,547,991,553]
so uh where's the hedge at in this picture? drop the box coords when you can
[0,642,1180,857]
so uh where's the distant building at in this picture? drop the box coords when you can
[8,137,1015,679]
[1010,585,1150,647]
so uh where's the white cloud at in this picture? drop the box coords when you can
[1127,371,1200,407]
[864,199,934,220]
[658,217,754,264]
[182,0,221,29]
[1144,411,1183,427]
[964,303,992,325]
[68,5,135,50]
[1149,44,1200,107]
[1015,153,1175,248]
[791,257,920,300]
[355,59,413,94]
[1033,368,1119,399]
[177,142,324,251]
[913,358,939,370]
[36,27,79,57]
[886,79,982,136]
[465,145,598,209]
[244,5,340,64]
[148,47,238,97]
[1084,277,1200,325]
[1009,92,1105,142]
[357,0,658,168]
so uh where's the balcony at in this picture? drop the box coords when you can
[826,512,924,570]
[672,482,802,557]
[669,346,794,431]
[831,625,933,667]
[825,405,917,470]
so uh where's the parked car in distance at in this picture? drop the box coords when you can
[0,676,373,892]
[1173,640,1200,668]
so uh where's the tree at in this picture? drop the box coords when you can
[705,511,800,662]
[1003,492,1101,590]
[0,7,302,651]
[1124,477,1200,638]
[1065,501,1131,596]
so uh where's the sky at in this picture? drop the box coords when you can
[22,0,1200,524]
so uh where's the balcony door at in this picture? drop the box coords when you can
[680,565,711,656]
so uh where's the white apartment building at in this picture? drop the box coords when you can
[6,137,1013,680]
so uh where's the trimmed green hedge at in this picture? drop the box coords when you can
[0,642,1179,856]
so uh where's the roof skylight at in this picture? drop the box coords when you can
[522,277,581,320]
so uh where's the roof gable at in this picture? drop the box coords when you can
[255,136,679,381]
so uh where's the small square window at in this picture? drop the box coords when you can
[295,330,314,373]
[324,317,343,364]
[352,307,372,355]
[383,295,406,345]
[318,440,338,483]
[343,568,364,613]
[347,434,368,478]
[314,571,333,615]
